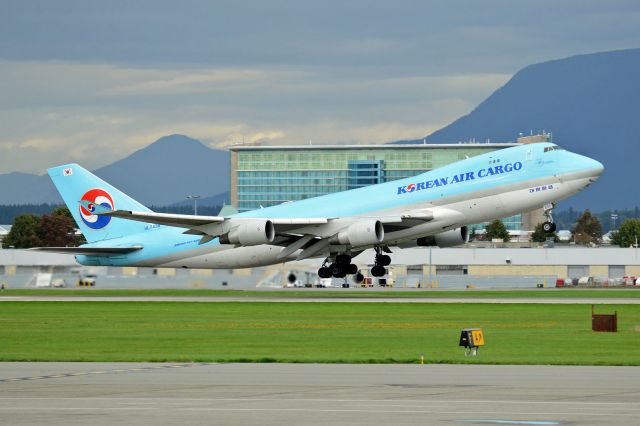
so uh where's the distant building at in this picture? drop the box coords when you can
[230,135,554,232]
[230,143,522,212]
[2,247,639,290]
[0,225,11,247]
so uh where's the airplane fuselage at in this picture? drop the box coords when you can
[73,142,603,269]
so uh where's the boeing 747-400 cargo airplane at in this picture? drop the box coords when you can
[38,142,603,278]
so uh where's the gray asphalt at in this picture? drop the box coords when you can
[1,295,639,303]
[1,363,638,426]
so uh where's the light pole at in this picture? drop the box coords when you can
[187,195,201,215]
[610,213,618,231]
[428,246,432,287]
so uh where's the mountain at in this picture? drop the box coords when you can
[0,134,230,206]
[0,172,58,204]
[93,134,229,205]
[393,48,640,210]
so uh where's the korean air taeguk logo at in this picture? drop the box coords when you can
[79,189,114,229]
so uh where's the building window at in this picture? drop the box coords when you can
[608,265,625,279]
[436,265,468,275]
[568,265,589,279]
[347,160,384,189]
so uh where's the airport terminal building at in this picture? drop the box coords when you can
[229,135,551,232]
[230,142,517,211]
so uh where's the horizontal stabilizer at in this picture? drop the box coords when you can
[79,202,226,228]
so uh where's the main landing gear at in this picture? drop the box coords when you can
[318,254,358,279]
[371,247,391,277]
[317,248,392,279]
[542,202,557,233]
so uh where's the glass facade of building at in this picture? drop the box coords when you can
[230,143,524,229]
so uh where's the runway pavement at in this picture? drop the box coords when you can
[1,363,638,425]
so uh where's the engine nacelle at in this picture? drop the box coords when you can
[219,220,275,246]
[416,226,469,248]
[336,220,384,247]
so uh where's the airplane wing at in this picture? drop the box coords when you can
[97,209,226,228]
[80,200,462,258]
[81,200,331,244]
[31,246,143,256]
[82,200,328,229]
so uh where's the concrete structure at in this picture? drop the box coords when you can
[2,247,639,289]
[0,249,270,289]
[374,246,640,279]
[1,363,638,426]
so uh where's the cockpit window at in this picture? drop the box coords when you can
[543,145,564,153]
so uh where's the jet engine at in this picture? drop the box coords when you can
[414,226,469,248]
[219,220,275,246]
[336,220,384,247]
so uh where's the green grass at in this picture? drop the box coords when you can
[2,288,640,298]
[1,301,638,365]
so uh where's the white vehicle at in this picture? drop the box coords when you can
[578,276,593,286]
[51,278,67,288]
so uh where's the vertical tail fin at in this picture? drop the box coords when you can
[48,164,152,243]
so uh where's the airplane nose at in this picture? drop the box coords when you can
[587,157,604,178]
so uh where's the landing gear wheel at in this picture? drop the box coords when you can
[353,272,365,283]
[318,267,331,279]
[330,263,347,278]
[371,265,386,277]
[336,254,351,265]
[542,203,556,233]
[376,254,391,266]
[347,263,358,275]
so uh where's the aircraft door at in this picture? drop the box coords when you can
[527,146,544,168]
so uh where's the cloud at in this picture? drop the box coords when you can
[0,1,637,178]
[0,59,511,173]
[102,69,274,96]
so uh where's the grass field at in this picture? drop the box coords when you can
[2,288,640,298]
[1,301,638,365]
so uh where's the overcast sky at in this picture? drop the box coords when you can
[1,0,639,174]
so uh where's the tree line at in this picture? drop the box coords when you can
[479,210,640,247]
[1,204,222,249]
[555,207,640,233]
[2,207,83,248]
